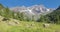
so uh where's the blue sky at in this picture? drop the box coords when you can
[0,0,60,8]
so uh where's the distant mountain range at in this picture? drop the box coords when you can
[10,5,55,15]
[10,5,55,20]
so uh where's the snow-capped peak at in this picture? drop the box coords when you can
[10,4,53,15]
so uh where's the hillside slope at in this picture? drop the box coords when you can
[39,6,60,24]
[0,16,60,32]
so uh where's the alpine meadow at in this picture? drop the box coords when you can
[0,0,60,32]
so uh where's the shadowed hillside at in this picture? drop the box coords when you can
[39,6,60,24]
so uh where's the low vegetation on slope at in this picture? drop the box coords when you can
[0,4,34,21]
[0,16,60,32]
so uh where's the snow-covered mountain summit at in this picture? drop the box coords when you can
[10,5,54,20]
[10,5,53,15]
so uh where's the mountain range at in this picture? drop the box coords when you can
[10,5,55,20]
[10,5,54,15]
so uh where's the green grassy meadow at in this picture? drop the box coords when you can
[0,16,60,32]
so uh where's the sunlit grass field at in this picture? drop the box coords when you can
[0,16,60,32]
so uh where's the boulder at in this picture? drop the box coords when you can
[2,17,9,21]
[43,23,50,28]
